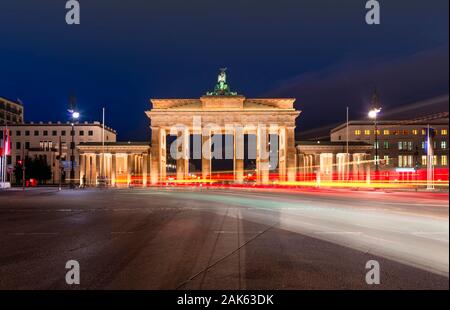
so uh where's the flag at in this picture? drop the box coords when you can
[3,127,10,156]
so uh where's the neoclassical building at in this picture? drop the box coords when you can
[77,71,373,186]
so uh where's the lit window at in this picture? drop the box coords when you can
[433,156,438,166]
[364,130,371,135]
[383,141,389,149]
[412,129,418,135]
[398,155,413,167]
[442,129,448,135]
[421,142,425,149]
[383,155,390,165]
[421,155,427,166]
[383,130,390,135]
[355,130,361,135]
[421,129,426,135]
[398,142,403,150]
[442,141,448,149]
[407,141,413,151]
[442,155,448,166]
[374,141,379,149]
[403,130,409,135]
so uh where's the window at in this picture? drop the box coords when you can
[355,130,361,135]
[383,155,390,165]
[403,130,409,135]
[61,130,66,136]
[16,130,21,136]
[79,130,84,136]
[442,155,448,166]
[364,129,371,135]
[442,141,448,149]
[88,130,93,136]
[383,130,390,135]
[398,155,413,167]
[16,142,21,150]
[421,141,425,149]
[421,129,426,135]
[25,142,30,149]
[412,129,418,135]
[43,130,48,136]
[52,130,57,136]
[421,155,427,166]
[25,130,30,136]
[383,141,389,149]
[398,142,403,150]
[433,156,438,166]
[374,141,379,149]
[442,129,448,135]
[34,130,39,136]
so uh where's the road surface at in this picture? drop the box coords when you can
[0,187,448,289]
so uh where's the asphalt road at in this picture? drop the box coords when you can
[0,187,448,290]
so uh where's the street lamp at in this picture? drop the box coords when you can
[368,108,381,173]
[69,109,80,189]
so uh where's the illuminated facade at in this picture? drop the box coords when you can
[6,121,116,184]
[296,141,372,182]
[331,112,449,169]
[0,97,24,125]
[77,142,150,186]
[146,95,300,184]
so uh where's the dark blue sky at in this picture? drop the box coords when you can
[1,0,448,140]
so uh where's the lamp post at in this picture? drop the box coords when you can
[368,108,381,173]
[69,110,80,189]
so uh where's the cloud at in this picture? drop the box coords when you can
[265,47,449,139]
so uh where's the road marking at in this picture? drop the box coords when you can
[214,230,264,234]
[111,231,135,235]
[313,231,362,235]
[7,232,59,236]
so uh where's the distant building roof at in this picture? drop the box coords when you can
[0,96,23,106]
[296,140,370,146]
[331,112,449,133]
[79,141,149,147]
[6,121,117,133]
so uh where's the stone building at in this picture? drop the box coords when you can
[6,121,116,184]
[0,96,24,125]
[330,112,449,169]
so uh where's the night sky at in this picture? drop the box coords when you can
[1,0,448,141]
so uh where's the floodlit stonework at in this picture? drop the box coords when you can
[146,95,300,184]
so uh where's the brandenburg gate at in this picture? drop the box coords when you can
[146,69,300,184]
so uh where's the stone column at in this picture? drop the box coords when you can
[286,127,297,182]
[257,126,269,184]
[111,153,116,186]
[202,129,211,180]
[151,127,166,184]
[79,154,86,186]
[95,154,101,185]
[176,128,190,180]
[127,154,134,186]
[142,153,148,186]
[278,127,287,182]
[234,127,244,183]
